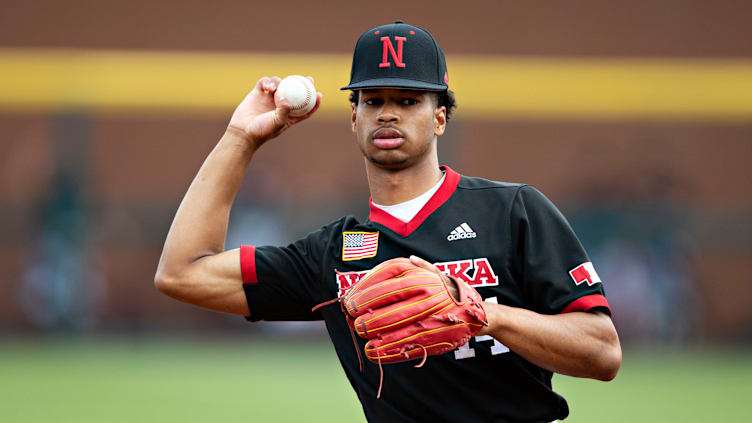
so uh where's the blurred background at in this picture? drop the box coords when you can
[1,1,751,421]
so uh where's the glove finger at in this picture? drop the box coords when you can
[345,268,438,316]
[364,318,481,364]
[352,283,451,338]
[356,258,414,287]
[343,258,414,308]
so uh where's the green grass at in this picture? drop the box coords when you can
[0,337,749,422]
[558,348,751,421]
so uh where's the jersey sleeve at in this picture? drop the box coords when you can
[240,224,332,322]
[511,185,611,316]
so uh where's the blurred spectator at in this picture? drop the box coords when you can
[18,169,105,331]
[16,114,106,332]
[569,161,701,344]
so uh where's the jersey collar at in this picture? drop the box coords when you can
[368,165,461,237]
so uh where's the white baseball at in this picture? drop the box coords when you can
[275,75,316,117]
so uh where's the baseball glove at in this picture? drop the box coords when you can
[341,257,488,366]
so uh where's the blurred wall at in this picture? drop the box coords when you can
[1,0,751,343]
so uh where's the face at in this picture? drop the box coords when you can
[351,88,446,170]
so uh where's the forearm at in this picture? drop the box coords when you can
[480,304,621,381]
[156,128,256,279]
[154,77,320,314]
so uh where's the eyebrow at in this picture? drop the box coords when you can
[360,89,424,96]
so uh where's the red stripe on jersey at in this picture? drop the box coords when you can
[561,294,611,316]
[240,245,258,284]
[368,165,461,237]
[346,246,377,252]
[344,254,375,259]
[343,250,377,257]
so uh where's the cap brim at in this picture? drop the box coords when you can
[341,78,447,91]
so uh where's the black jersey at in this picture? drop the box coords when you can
[240,166,611,423]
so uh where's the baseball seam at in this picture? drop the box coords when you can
[291,76,313,113]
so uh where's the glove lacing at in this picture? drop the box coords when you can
[312,295,365,373]
[312,270,440,399]
[314,293,430,399]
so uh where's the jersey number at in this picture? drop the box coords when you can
[454,297,509,360]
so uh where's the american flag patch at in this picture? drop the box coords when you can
[342,231,379,261]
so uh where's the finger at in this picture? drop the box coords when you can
[273,102,292,126]
[313,91,322,110]
[268,76,282,92]
[274,88,291,108]
[262,80,275,93]
[409,255,441,275]
[410,255,458,299]
[254,77,272,93]
[258,76,282,94]
[272,78,293,121]
[254,77,269,91]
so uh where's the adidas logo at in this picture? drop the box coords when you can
[447,222,477,241]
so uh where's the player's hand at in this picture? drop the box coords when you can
[409,255,459,301]
[411,255,498,336]
[227,76,322,148]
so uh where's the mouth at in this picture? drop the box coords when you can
[371,127,405,149]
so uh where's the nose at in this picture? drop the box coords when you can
[377,104,399,123]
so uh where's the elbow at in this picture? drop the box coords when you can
[154,270,183,298]
[591,312,622,381]
[595,340,622,382]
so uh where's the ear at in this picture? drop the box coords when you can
[434,106,446,137]
[351,102,358,133]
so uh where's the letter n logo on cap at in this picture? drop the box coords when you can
[379,36,407,68]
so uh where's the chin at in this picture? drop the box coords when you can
[368,154,411,170]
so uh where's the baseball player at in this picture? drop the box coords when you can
[155,21,621,422]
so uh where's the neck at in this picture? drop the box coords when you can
[366,154,443,206]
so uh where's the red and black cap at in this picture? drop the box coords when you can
[341,21,449,91]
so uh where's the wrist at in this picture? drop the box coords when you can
[224,126,261,152]
[477,301,504,336]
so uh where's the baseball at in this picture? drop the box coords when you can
[275,75,316,117]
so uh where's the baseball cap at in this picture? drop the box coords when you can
[341,21,449,91]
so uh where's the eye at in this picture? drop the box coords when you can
[402,98,419,105]
[363,98,382,106]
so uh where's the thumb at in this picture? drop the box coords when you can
[272,101,292,127]
[409,255,441,275]
[411,255,459,301]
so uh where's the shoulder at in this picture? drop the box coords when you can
[455,174,560,213]
[330,215,365,231]
[307,215,365,240]
[457,174,526,191]
[455,174,530,205]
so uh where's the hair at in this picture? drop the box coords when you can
[348,89,457,121]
